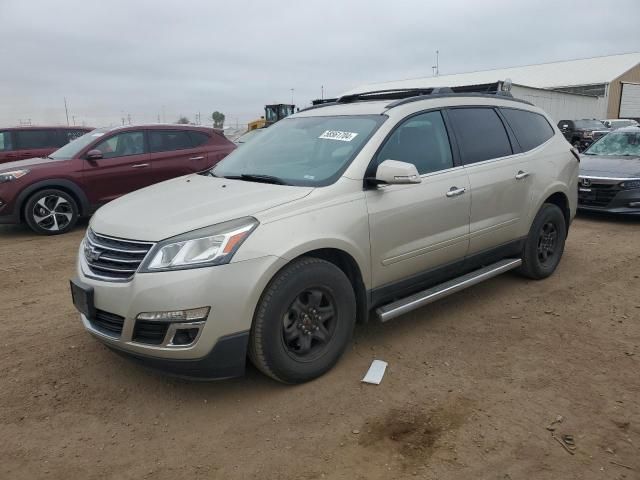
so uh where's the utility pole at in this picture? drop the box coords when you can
[432,50,440,77]
[291,88,295,105]
[64,97,70,126]
[321,85,324,100]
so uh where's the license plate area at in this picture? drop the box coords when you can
[70,278,96,319]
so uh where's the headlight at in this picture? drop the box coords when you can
[620,179,640,190]
[0,169,29,184]
[140,217,258,272]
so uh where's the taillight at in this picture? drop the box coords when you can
[570,147,580,162]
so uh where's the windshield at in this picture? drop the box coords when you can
[584,131,640,156]
[212,115,385,186]
[574,120,606,130]
[49,128,109,159]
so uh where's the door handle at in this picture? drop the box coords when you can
[515,170,530,180]
[131,163,150,168]
[189,156,204,161]
[446,186,466,197]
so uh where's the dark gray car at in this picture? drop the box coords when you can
[578,126,640,214]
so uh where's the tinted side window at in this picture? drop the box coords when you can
[188,131,210,147]
[501,108,554,151]
[94,131,145,159]
[0,131,12,151]
[448,108,512,164]
[15,129,58,149]
[377,110,453,175]
[149,130,193,153]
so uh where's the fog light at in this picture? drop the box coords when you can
[172,328,201,346]
[136,306,210,322]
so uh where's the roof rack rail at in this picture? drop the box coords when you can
[337,81,513,104]
[300,79,527,113]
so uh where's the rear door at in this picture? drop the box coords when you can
[366,110,471,291]
[447,107,533,254]
[14,128,60,160]
[0,130,15,164]
[81,130,152,205]
[148,129,209,183]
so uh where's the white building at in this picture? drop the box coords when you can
[343,53,640,122]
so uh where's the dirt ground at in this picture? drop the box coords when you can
[1,214,639,480]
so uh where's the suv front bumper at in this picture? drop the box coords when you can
[74,244,287,379]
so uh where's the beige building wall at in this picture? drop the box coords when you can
[607,63,640,118]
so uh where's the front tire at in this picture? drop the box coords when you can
[249,257,356,384]
[24,189,79,235]
[518,203,566,279]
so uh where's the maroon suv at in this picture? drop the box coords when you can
[0,125,235,234]
[0,126,93,164]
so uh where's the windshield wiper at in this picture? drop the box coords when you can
[224,174,289,185]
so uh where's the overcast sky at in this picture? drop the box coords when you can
[1,0,639,129]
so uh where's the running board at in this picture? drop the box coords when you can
[376,258,522,322]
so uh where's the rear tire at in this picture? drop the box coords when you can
[518,203,566,280]
[24,189,79,235]
[249,257,356,384]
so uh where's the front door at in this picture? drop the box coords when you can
[366,110,471,290]
[81,130,152,206]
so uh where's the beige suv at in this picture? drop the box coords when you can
[71,85,579,383]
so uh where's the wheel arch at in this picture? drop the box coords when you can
[16,179,90,220]
[293,248,369,324]
[542,191,571,234]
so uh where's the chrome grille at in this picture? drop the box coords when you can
[578,181,621,208]
[83,229,154,281]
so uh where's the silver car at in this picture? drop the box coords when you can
[71,88,578,383]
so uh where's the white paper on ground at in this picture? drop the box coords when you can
[361,360,388,385]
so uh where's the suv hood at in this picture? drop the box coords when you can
[0,156,62,171]
[579,155,640,178]
[90,174,314,241]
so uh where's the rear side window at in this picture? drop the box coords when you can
[188,131,210,147]
[377,110,453,175]
[0,131,12,151]
[501,108,554,151]
[448,108,512,164]
[149,130,193,153]
[15,129,58,149]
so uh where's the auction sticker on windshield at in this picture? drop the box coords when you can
[319,130,358,142]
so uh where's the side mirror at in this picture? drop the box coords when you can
[86,149,103,160]
[373,159,421,185]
